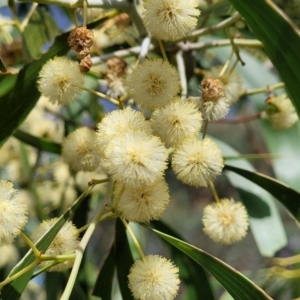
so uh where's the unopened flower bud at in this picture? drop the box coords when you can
[79,54,93,73]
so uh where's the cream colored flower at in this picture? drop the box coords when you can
[37,56,83,105]
[104,132,168,187]
[126,59,180,110]
[142,0,200,41]
[115,179,170,222]
[150,98,202,147]
[62,127,100,172]
[0,244,19,268]
[31,218,79,272]
[128,255,180,300]
[200,78,229,121]
[95,108,152,155]
[0,180,28,246]
[261,94,298,130]
[202,198,249,245]
[75,169,107,194]
[172,138,224,187]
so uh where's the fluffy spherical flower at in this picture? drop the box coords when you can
[261,94,298,130]
[172,138,224,187]
[0,180,28,246]
[115,179,170,222]
[128,255,180,300]
[95,108,152,155]
[202,198,249,245]
[37,56,83,105]
[126,59,180,110]
[62,127,100,172]
[31,218,79,272]
[142,0,200,41]
[150,98,202,147]
[104,132,168,187]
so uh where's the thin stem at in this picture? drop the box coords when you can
[20,231,41,257]
[83,0,87,26]
[224,153,280,160]
[20,3,38,31]
[39,253,75,261]
[187,12,241,40]
[216,113,261,124]
[158,39,168,61]
[226,27,245,66]
[0,260,39,288]
[224,58,239,81]
[138,36,151,63]
[176,50,187,100]
[60,193,110,300]
[112,183,125,210]
[88,178,110,186]
[77,85,119,106]
[244,82,284,96]
[120,217,145,259]
[8,0,22,33]
[208,180,220,203]
[273,254,300,266]
[218,50,234,78]
[202,119,209,139]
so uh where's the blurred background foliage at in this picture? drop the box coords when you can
[1,0,300,299]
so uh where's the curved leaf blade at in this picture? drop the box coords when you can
[151,220,215,300]
[227,0,300,117]
[114,218,134,300]
[1,188,91,299]
[146,227,272,300]
[225,164,300,223]
[92,243,115,300]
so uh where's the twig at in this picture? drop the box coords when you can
[175,50,187,99]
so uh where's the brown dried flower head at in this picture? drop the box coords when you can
[68,26,94,54]
[79,54,93,73]
[201,78,225,103]
[106,57,127,78]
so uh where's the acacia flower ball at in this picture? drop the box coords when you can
[115,179,170,223]
[0,180,28,246]
[150,98,202,147]
[37,56,83,105]
[262,94,298,130]
[142,0,200,41]
[128,255,180,300]
[172,138,224,187]
[202,198,249,245]
[200,78,229,121]
[126,59,180,110]
[95,108,152,156]
[62,127,100,172]
[104,132,168,188]
[31,218,79,272]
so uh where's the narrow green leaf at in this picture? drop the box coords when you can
[225,164,300,223]
[23,9,60,60]
[92,243,115,299]
[214,137,287,257]
[147,227,272,300]
[151,220,215,300]
[227,0,300,117]
[114,219,134,300]
[13,129,61,154]
[1,188,91,299]
[0,16,109,148]
[0,73,17,98]
[0,32,70,148]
